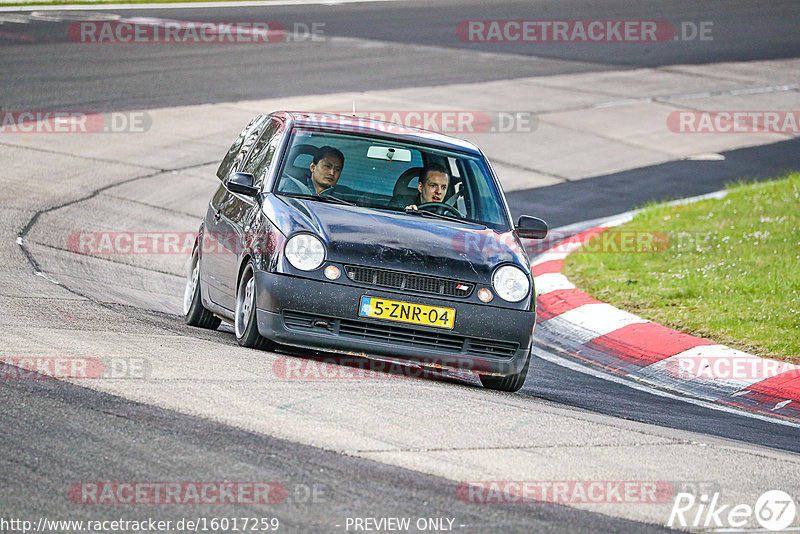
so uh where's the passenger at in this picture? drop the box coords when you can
[405,164,449,210]
[310,146,345,194]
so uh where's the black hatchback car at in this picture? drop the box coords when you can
[184,112,548,392]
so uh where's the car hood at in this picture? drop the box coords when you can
[266,195,529,282]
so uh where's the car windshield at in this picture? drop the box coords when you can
[272,129,510,230]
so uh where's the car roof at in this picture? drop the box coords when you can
[277,111,484,156]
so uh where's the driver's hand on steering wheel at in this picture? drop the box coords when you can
[405,204,418,210]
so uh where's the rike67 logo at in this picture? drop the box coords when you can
[668,490,797,531]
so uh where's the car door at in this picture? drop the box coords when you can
[206,117,284,311]
[203,115,268,309]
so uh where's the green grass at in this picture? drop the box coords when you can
[563,172,800,364]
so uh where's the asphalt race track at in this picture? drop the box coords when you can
[2,1,799,532]
[2,0,800,110]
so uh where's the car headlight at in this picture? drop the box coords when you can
[492,264,530,302]
[284,233,325,271]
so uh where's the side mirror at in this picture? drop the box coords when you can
[227,172,259,197]
[516,215,548,239]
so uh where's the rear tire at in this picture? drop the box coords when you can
[235,263,274,350]
[184,246,221,330]
[479,351,531,392]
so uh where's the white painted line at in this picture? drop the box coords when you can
[662,91,712,101]
[0,0,403,12]
[532,345,800,429]
[533,273,575,295]
[538,314,601,345]
[531,251,569,266]
[637,347,760,402]
[671,345,796,380]
[547,190,726,238]
[686,152,726,161]
[591,84,800,108]
[730,84,800,95]
[35,271,61,285]
[539,238,589,255]
[550,215,630,236]
[597,214,633,228]
[593,98,646,108]
[660,190,728,208]
[556,303,649,339]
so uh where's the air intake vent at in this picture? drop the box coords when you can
[345,265,473,298]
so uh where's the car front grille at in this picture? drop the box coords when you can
[344,265,473,298]
[282,310,518,358]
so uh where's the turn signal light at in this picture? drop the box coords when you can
[477,288,493,303]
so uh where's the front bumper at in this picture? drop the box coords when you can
[254,271,535,376]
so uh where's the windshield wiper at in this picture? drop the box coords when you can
[278,192,355,206]
[403,207,484,227]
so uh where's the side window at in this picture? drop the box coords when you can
[461,159,505,226]
[216,115,269,181]
[242,119,282,188]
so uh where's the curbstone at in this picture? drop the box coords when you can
[532,220,800,422]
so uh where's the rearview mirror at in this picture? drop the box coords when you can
[367,146,412,162]
[516,215,548,239]
[227,172,259,197]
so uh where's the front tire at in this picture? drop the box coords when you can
[235,263,274,350]
[184,246,221,330]
[479,351,531,392]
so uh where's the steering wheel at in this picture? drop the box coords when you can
[416,202,462,217]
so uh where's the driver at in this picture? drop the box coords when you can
[405,164,449,210]
[310,146,345,194]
